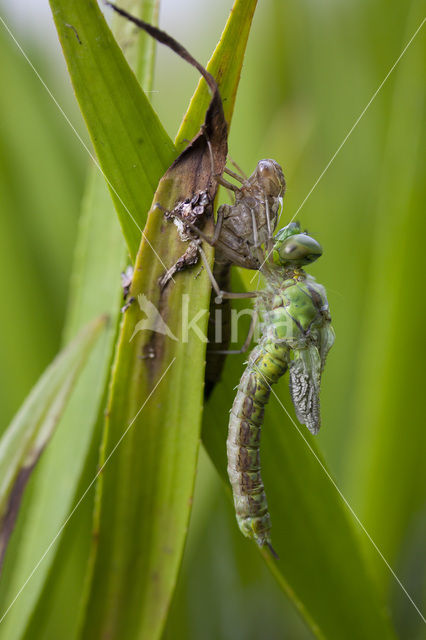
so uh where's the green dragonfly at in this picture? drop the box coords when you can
[225,221,334,556]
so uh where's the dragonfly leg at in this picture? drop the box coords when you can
[227,156,248,180]
[206,135,247,187]
[121,296,135,313]
[277,195,284,226]
[159,240,199,290]
[264,189,275,258]
[264,190,272,240]
[250,207,260,248]
[210,311,257,355]
[178,205,224,247]
[197,244,258,302]
[216,175,240,192]
[121,265,134,299]
[223,166,246,184]
[182,220,215,245]
[211,206,225,244]
[248,205,266,266]
[205,137,244,192]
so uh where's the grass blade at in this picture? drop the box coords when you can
[0,315,107,571]
[0,25,83,433]
[49,0,176,260]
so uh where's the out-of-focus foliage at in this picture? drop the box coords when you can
[0,24,84,432]
[0,314,107,570]
[0,0,424,638]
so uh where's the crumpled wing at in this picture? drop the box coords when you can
[289,346,322,434]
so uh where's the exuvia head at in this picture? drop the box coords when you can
[252,159,286,198]
[272,222,322,267]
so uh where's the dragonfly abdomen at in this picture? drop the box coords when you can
[227,343,289,549]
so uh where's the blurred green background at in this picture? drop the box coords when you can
[0,0,424,637]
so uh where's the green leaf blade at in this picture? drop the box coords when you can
[49,0,177,259]
[176,0,258,147]
[0,315,107,571]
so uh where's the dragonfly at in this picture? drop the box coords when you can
[163,156,333,555]
[224,221,334,556]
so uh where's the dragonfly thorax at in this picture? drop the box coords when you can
[259,273,329,344]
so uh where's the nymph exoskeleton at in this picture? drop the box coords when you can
[169,158,286,394]
[160,158,285,279]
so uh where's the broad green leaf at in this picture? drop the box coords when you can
[80,2,257,639]
[0,315,106,571]
[49,0,176,260]
[202,275,397,639]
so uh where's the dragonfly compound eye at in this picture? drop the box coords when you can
[273,233,322,267]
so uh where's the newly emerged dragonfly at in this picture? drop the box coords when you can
[106,3,326,556]
[226,222,334,555]
[162,158,333,555]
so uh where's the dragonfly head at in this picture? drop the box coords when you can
[253,159,286,198]
[272,222,322,267]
